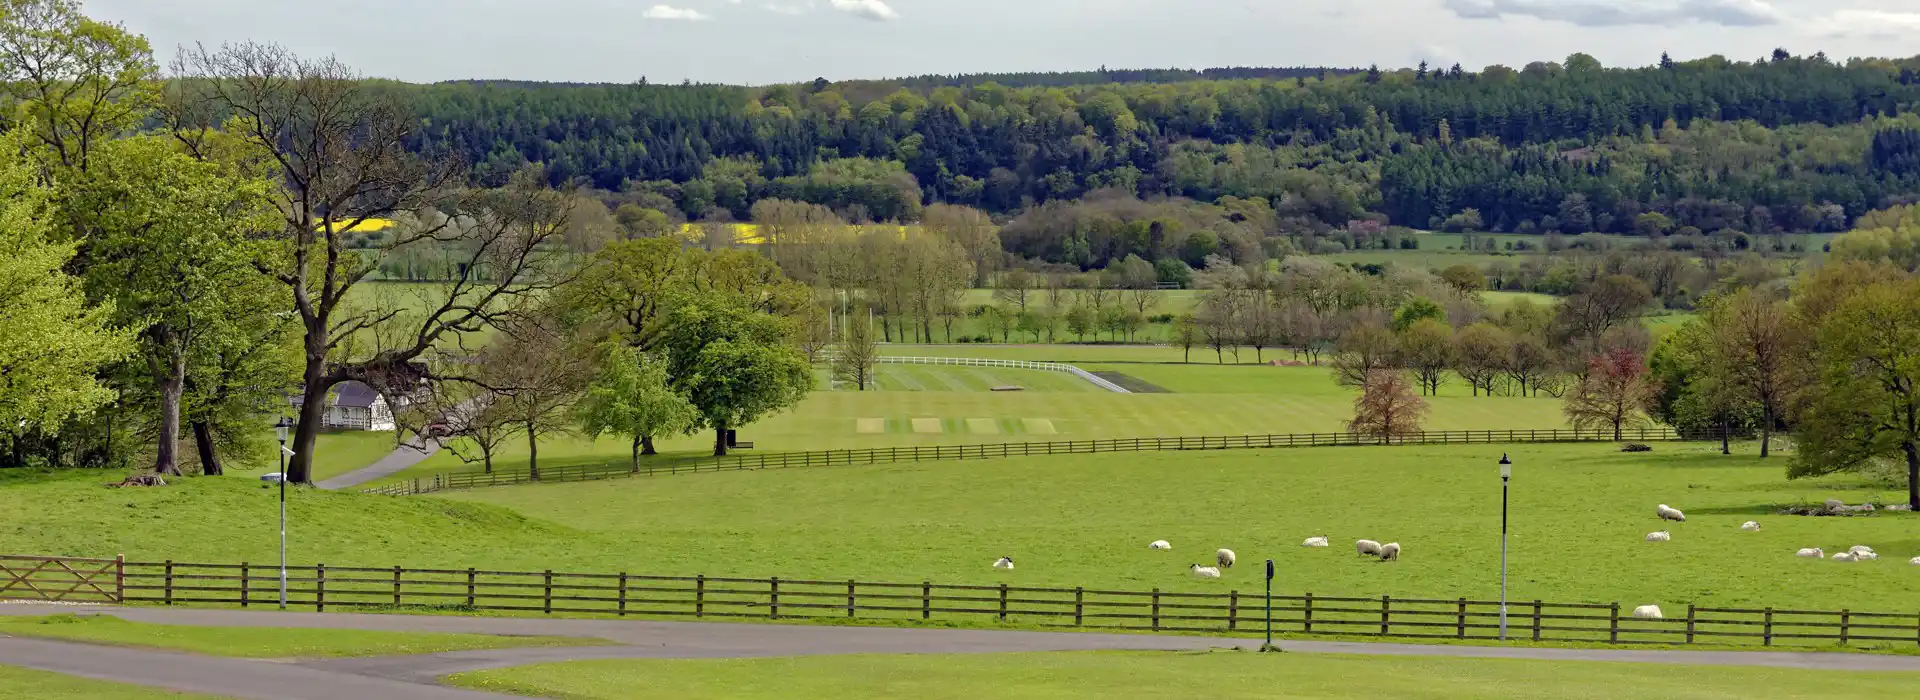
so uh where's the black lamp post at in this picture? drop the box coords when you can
[276,416,293,609]
[1263,558,1279,652]
[1499,453,1512,641]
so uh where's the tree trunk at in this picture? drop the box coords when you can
[1905,441,1919,511]
[641,435,657,456]
[287,367,335,485]
[631,435,641,471]
[153,350,187,476]
[526,423,539,481]
[1720,416,1730,455]
[1758,409,1771,458]
[191,421,223,476]
[483,449,493,474]
[712,425,729,457]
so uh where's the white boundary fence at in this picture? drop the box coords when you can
[874,356,1130,393]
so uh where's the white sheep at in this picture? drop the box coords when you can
[1356,540,1383,556]
[1377,542,1401,561]
[1849,545,1875,556]
[1824,498,1846,510]
[1856,551,1880,561]
[1795,548,1825,559]
[1831,552,1858,563]
[992,556,1015,570]
[1646,531,1671,542]
[1740,521,1761,532]
[1656,504,1686,522]
[1190,564,1221,578]
[1301,536,1330,548]
[1909,556,1920,566]
[1631,605,1664,619]
[1216,548,1237,568]
[1149,540,1172,550]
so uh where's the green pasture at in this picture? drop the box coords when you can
[0,665,222,700]
[862,363,1097,393]
[0,614,594,658]
[448,650,1919,700]
[304,432,398,482]
[5,442,1915,612]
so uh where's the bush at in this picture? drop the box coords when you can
[1147,313,1176,324]
[1621,444,1652,453]
[1398,237,1419,250]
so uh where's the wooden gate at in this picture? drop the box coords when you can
[0,555,121,603]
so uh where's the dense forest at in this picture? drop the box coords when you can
[401,50,1920,257]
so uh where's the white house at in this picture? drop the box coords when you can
[292,382,396,432]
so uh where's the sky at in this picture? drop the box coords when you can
[88,0,1920,86]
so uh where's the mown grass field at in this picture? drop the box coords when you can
[9,440,1907,614]
[303,432,398,482]
[0,665,221,700]
[447,649,1918,700]
[0,614,595,658]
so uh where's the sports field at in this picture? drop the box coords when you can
[447,649,1917,700]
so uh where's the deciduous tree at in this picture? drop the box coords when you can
[1793,280,1920,510]
[574,342,697,467]
[1396,319,1454,395]
[1563,347,1658,440]
[1349,370,1428,443]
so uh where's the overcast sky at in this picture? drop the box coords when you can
[88,0,1920,86]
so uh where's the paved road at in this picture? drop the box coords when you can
[315,437,439,490]
[0,636,503,700]
[6,604,1920,698]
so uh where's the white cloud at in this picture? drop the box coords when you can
[643,4,710,20]
[765,1,812,15]
[1810,9,1920,38]
[830,0,899,21]
[1442,0,1784,27]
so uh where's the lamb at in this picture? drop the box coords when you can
[1646,531,1671,542]
[1831,552,1858,563]
[1356,540,1383,556]
[1656,504,1686,522]
[1216,549,1237,568]
[1377,542,1401,561]
[1848,545,1875,556]
[1631,605,1665,619]
[992,556,1015,570]
[1795,548,1825,559]
[1149,540,1172,550]
[1189,564,1222,578]
[1740,521,1761,532]
[1910,556,1920,566]
[1301,537,1330,548]
[1856,551,1880,561]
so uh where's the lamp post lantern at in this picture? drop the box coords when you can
[276,416,294,610]
[1499,453,1512,641]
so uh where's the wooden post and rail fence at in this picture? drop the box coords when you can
[364,427,1720,496]
[5,553,1909,651]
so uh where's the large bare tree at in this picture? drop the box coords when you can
[167,44,573,483]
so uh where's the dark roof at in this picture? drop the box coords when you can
[331,382,385,409]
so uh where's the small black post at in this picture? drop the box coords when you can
[1262,559,1279,652]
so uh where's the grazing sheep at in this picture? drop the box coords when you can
[1631,605,1665,619]
[1656,504,1686,522]
[1301,537,1330,548]
[992,556,1015,570]
[1849,545,1875,556]
[1378,543,1401,561]
[1831,552,1858,563]
[1856,551,1880,561]
[1190,564,1222,578]
[1356,540,1383,556]
[1910,556,1920,566]
[1149,540,1172,550]
[1216,549,1237,568]
[1646,531,1671,542]
[1740,521,1761,532]
[1825,498,1846,510]
[1796,548,1825,559]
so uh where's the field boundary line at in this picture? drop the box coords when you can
[361,427,1720,496]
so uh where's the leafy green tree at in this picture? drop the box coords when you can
[0,131,133,444]
[830,312,880,390]
[659,296,812,456]
[1064,304,1095,342]
[1794,279,1920,509]
[1396,319,1455,395]
[575,342,698,467]
[1391,298,1446,332]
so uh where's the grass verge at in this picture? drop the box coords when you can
[0,614,601,658]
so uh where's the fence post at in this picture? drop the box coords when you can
[1609,603,1620,644]
[696,575,706,617]
[616,572,627,616]
[163,560,174,605]
[1532,601,1542,642]
[1075,587,1084,626]
[1764,608,1774,646]
[1841,609,1851,646]
[1457,598,1467,639]
[392,566,403,607]
[1381,595,1391,636]
[847,580,856,618]
[316,563,326,612]
[543,570,553,615]
[1152,589,1161,630]
[240,562,249,608]
[1303,593,1314,633]
[770,577,780,619]
[922,582,931,620]
[1685,605,1696,644]
[1228,591,1239,631]
[999,583,1009,622]
[114,554,125,603]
